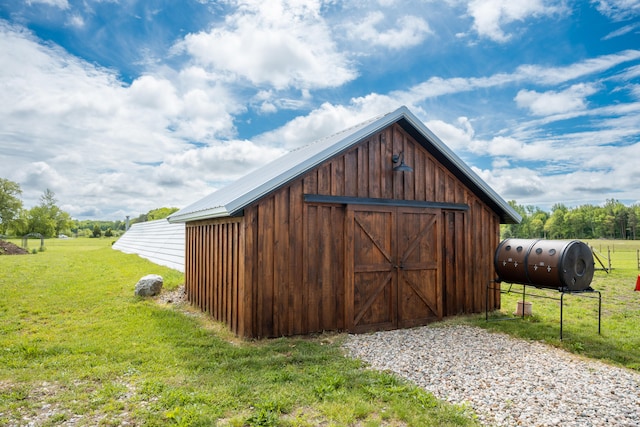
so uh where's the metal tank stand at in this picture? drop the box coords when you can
[485,280,602,340]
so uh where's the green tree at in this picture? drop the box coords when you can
[629,205,639,240]
[577,204,598,238]
[92,225,102,238]
[130,213,147,224]
[501,201,525,238]
[500,202,549,239]
[27,205,57,237]
[0,178,24,235]
[603,199,628,239]
[25,189,73,237]
[147,207,180,221]
[544,204,568,239]
[9,209,29,236]
[528,208,549,238]
[563,209,584,238]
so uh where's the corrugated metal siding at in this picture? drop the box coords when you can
[112,219,185,272]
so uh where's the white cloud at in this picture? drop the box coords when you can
[253,45,639,169]
[175,0,357,91]
[492,158,511,168]
[334,50,639,123]
[474,164,626,208]
[592,0,640,21]
[255,103,368,149]
[162,140,287,183]
[349,11,433,49]
[474,166,547,199]
[2,0,639,219]
[66,14,85,29]
[128,75,181,114]
[0,22,254,216]
[516,50,640,84]
[26,0,69,9]
[17,162,67,191]
[515,83,599,116]
[602,22,640,39]
[467,0,563,42]
[616,63,640,80]
[424,117,474,151]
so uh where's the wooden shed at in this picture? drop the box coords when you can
[168,106,521,338]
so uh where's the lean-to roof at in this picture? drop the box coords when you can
[112,219,185,272]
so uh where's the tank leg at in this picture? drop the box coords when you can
[560,292,565,340]
[598,290,602,335]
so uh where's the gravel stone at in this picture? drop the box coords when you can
[342,325,640,426]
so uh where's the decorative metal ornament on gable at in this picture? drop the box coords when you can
[487,238,601,340]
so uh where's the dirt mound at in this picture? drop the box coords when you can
[0,240,30,255]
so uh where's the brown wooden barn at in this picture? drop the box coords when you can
[168,106,521,338]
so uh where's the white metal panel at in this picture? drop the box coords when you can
[112,219,185,272]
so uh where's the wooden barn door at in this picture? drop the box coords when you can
[345,205,442,333]
[396,207,442,328]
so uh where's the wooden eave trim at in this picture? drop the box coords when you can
[186,216,243,227]
[303,194,469,211]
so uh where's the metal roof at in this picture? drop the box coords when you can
[168,106,521,224]
[112,219,185,272]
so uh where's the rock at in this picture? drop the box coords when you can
[134,274,163,297]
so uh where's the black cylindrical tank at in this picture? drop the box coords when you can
[494,238,595,291]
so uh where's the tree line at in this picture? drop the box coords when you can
[502,199,640,240]
[0,178,177,238]
[4,177,638,241]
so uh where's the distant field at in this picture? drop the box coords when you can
[585,239,640,271]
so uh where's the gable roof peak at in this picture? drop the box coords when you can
[168,106,521,224]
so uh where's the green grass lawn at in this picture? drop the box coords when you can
[472,239,640,371]
[0,238,478,427]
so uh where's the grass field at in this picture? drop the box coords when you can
[471,239,640,371]
[2,238,638,426]
[0,238,478,427]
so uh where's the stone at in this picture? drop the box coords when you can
[134,274,163,297]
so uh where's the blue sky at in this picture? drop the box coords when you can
[1,0,639,220]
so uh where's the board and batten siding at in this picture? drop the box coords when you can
[185,218,246,335]
[186,123,501,338]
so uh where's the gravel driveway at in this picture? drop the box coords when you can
[342,325,640,426]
